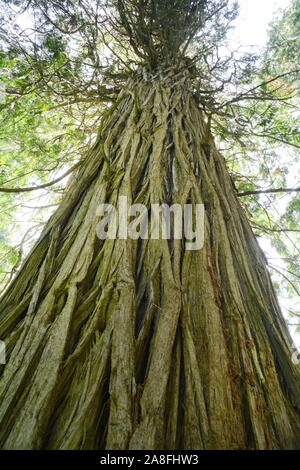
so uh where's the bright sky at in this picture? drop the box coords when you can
[234,0,291,48]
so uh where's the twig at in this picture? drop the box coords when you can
[0,163,80,193]
[238,187,300,197]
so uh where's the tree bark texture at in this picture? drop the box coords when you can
[0,69,299,449]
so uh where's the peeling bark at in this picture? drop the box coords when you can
[0,68,299,450]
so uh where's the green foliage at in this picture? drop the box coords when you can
[207,0,300,327]
[267,0,300,69]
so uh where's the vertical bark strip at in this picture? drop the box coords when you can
[0,68,299,449]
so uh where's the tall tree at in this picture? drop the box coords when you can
[0,0,299,450]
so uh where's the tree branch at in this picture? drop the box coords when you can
[237,187,300,197]
[0,163,80,193]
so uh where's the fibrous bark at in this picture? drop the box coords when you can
[0,68,299,450]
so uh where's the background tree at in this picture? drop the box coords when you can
[0,0,299,450]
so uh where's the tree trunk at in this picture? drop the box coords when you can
[0,68,299,450]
